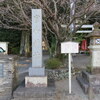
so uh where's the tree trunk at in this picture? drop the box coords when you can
[55,40,67,63]
[24,31,30,57]
[20,31,30,56]
[20,32,25,55]
[56,40,61,57]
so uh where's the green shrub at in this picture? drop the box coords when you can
[10,47,20,54]
[46,58,62,69]
[55,54,67,62]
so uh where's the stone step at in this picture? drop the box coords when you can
[11,97,55,100]
[12,78,56,100]
[82,70,90,83]
[12,79,56,99]
[0,96,11,100]
[13,87,55,98]
[76,76,89,94]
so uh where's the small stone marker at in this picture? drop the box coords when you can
[25,9,47,88]
[61,41,79,94]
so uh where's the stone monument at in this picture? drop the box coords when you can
[77,22,100,94]
[25,9,47,87]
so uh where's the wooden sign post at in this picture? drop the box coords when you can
[61,41,79,94]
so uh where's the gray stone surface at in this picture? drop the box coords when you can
[32,9,42,68]
[82,71,90,83]
[29,67,45,76]
[12,79,55,100]
[77,70,100,94]
[0,63,3,77]
[25,9,47,88]
[76,76,89,93]
[0,54,17,100]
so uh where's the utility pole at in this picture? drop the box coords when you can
[70,0,76,33]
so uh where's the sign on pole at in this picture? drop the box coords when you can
[61,42,79,53]
[61,41,79,94]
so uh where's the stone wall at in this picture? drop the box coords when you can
[46,68,76,81]
[0,55,18,100]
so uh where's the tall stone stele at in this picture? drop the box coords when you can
[25,9,47,88]
[88,22,100,74]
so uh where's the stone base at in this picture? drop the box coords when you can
[91,68,100,74]
[29,67,45,76]
[25,76,47,88]
[12,80,55,100]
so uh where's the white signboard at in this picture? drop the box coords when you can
[61,41,79,94]
[61,41,79,53]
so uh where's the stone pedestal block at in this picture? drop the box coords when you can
[88,45,100,74]
[25,76,47,88]
[91,68,100,74]
[29,67,45,76]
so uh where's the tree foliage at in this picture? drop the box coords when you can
[0,0,99,56]
[0,0,31,30]
[25,0,99,56]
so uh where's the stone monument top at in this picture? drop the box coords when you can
[87,22,100,38]
[93,22,100,29]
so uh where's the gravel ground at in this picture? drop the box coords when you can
[55,76,89,100]
[55,76,100,100]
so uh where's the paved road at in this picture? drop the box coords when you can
[17,54,90,73]
[55,76,88,100]
[73,54,90,69]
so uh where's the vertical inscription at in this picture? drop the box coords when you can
[0,64,3,77]
[32,9,42,67]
